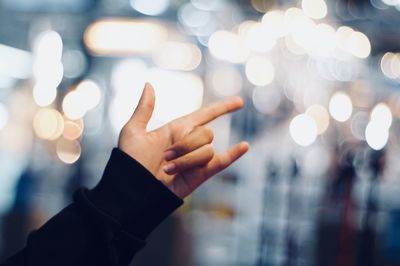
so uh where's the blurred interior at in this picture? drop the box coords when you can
[1,0,400,265]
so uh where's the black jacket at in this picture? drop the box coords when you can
[1,148,184,266]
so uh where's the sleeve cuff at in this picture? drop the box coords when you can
[87,148,183,240]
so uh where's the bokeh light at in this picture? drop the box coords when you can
[0,103,9,130]
[208,30,249,63]
[365,121,389,150]
[370,103,392,129]
[130,0,170,16]
[245,56,275,86]
[306,104,330,134]
[33,108,64,140]
[329,92,353,122]
[289,114,318,147]
[84,19,168,55]
[153,41,202,71]
[56,138,81,164]
[208,66,242,97]
[301,0,328,20]
[63,119,84,140]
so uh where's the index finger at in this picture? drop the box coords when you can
[179,96,244,126]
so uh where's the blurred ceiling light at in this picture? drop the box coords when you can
[33,108,64,140]
[0,103,9,130]
[329,91,353,122]
[244,22,277,53]
[208,30,249,63]
[347,31,371,59]
[370,103,392,129]
[75,80,102,110]
[33,30,63,61]
[209,66,242,97]
[365,121,389,150]
[84,19,168,56]
[63,119,84,140]
[146,69,204,128]
[153,41,202,71]
[112,59,148,92]
[301,0,328,19]
[110,68,204,133]
[62,91,87,120]
[245,56,275,86]
[289,114,318,147]
[130,0,170,16]
[306,104,330,134]
[0,44,32,79]
[252,86,282,114]
[56,138,81,164]
[33,84,57,107]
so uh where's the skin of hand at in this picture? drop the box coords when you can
[118,83,249,199]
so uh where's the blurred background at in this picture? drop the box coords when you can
[1,0,400,265]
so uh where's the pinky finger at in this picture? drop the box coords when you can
[204,141,249,178]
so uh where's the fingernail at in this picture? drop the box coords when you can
[163,163,176,174]
[164,150,177,161]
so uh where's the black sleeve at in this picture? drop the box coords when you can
[1,148,184,266]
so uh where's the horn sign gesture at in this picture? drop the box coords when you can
[118,83,249,199]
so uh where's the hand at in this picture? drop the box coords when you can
[118,83,249,198]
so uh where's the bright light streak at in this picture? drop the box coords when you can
[306,104,330,134]
[33,108,64,140]
[56,138,81,164]
[0,103,9,130]
[33,84,57,107]
[0,44,32,79]
[153,41,202,71]
[209,66,242,97]
[370,103,392,129]
[365,121,389,150]
[84,19,168,55]
[130,0,170,16]
[245,56,275,86]
[329,92,353,122]
[208,30,249,63]
[289,114,318,147]
[301,0,328,20]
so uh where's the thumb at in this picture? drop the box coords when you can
[129,82,155,130]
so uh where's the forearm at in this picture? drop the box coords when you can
[1,148,183,266]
